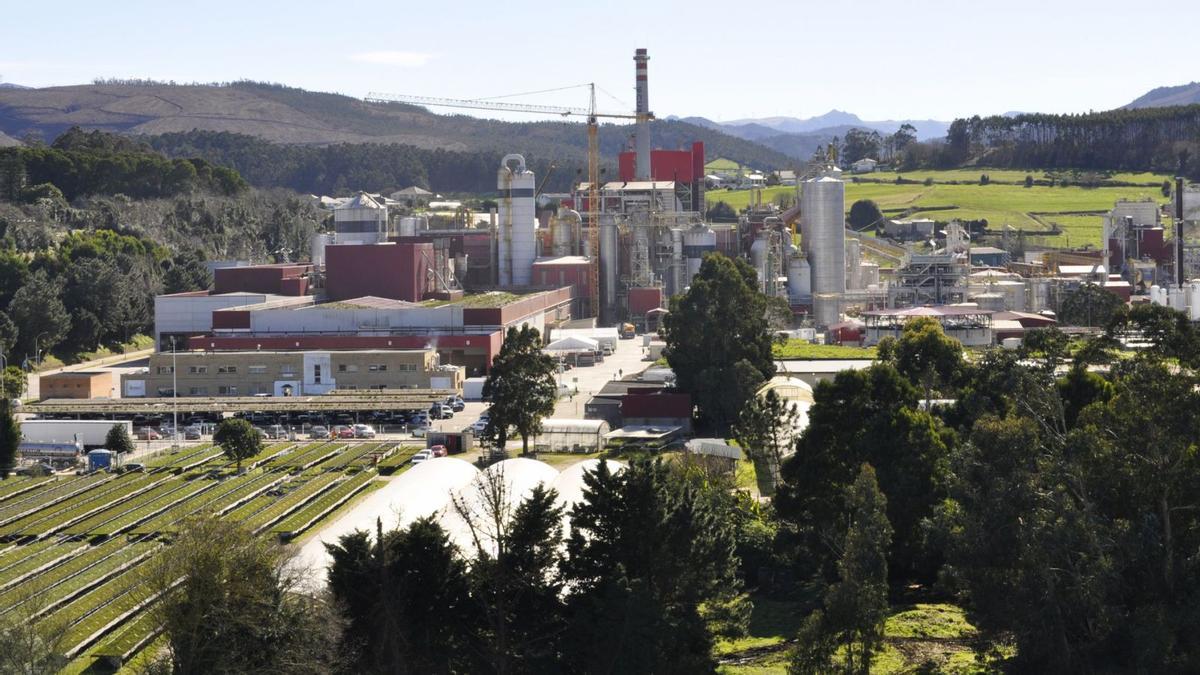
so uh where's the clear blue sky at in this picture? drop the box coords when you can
[2,0,1196,123]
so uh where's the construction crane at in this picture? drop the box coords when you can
[365,86,638,318]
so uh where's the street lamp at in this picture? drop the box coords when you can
[169,337,179,445]
[34,332,48,369]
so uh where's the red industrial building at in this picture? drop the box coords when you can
[214,264,312,296]
[325,242,435,303]
[617,142,706,211]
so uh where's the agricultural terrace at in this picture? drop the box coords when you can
[709,168,1172,248]
[0,440,409,672]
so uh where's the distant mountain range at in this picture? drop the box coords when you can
[1123,82,1200,109]
[666,110,950,161]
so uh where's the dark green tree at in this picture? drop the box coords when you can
[105,423,135,456]
[706,200,738,222]
[482,325,558,456]
[7,269,69,361]
[326,517,476,673]
[791,464,893,675]
[733,388,798,494]
[164,249,213,294]
[1,365,25,401]
[213,418,262,473]
[0,400,18,478]
[151,514,340,674]
[883,316,964,403]
[662,253,775,432]
[562,459,744,673]
[1058,283,1125,327]
[847,199,884,231]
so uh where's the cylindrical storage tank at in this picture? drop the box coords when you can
[750,235,768,287]
[497,154,536,287]
[845,238,863,290]
[554,209,581,256]
[1171,286,1189,312]
[787,254,811,302]
[861,262,880,288]
[802,169,846,297]
[972,292,1006,312]
[683,224,716,283]
[399,216,422,237]
[309,233,332,266]
[1151,284,1162,305]
[1027,278,1050,312]
[600,216,619,313]
[813,292,841,327]
[1190,281,1200,322]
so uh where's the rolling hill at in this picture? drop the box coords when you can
[1123,82,1200,109]
[0,81,794,169]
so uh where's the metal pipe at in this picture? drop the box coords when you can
[1177,176,1185,288]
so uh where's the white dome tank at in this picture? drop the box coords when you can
[683,223,716,281]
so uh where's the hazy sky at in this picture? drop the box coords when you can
[2,0,1196,123]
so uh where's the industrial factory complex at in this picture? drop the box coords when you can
[25,48,1200,426]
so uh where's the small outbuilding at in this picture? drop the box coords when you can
[533,419,610,454]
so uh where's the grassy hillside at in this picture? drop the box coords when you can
[708,168,1172,249]
[0,81,793,170]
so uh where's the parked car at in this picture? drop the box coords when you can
[411,424,429,438]
[309,425,329,439]
[445,396,465,412]
[410,449,433,465]
[264,424,287,439]
[430,403,454,419]
[333,425,355,439]
[428,444,448,458]
[184,427,203,440]
[352,424,377,439]
[135,428,161,441]
[469,418,489,434]
[123,463,146,473]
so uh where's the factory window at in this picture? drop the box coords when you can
[313,364,322,384]
[218,365,238,374]
[280,366,296,376]
[369,364,387,372]
[188,366,208,375]
[343,385,357,390]
[248,365,267,375]
[188,387,208,396]
[157,366,173,374]
[337,364,359,373]
[218,385,238,396]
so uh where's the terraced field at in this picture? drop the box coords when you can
[0,441,387,670]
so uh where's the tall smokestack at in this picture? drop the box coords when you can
[1177,176,1186,288]
[634,48,652,181]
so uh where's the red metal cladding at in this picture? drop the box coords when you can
[326,243,432,302]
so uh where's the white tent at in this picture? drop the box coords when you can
[543,336,599,353]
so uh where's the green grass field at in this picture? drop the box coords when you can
[772,340,877,360]
[708,168,1171,249]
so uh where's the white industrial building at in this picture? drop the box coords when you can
[497,154,537,287]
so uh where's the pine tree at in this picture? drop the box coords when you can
[481,325,558,456]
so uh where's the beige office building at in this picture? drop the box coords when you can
[132,349,462,398]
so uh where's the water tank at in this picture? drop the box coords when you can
[309,233,333,266]
[399,215,426,237]
[802,169,846,298]
[333,192,388,244]
[787,254,811,302]
[845,238,863,290]
[813,292,841,327]
[972,292,1006,312]
[683,223,716,282]
[497,155,536,286]
[1151,284,1162,305]
[750,234,769,286]
[1191,281,1200,322]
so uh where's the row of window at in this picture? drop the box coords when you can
[159,363,420,376]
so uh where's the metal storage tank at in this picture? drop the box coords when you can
[861,261,880,288]
[845,238,863,290]
[399,215,426,238]
[553,209,581,256]
[787,252,811,302]
[600,215,619,317]
[309,233,333,266]
[750,234,769,287]
[802,169,846,300]
[497,154,536,287]
[333,192,388,244]
[1190,281,1200,322]
[683,223,716,283]
[813,292,841,327]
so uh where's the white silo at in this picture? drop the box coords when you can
[497,154,536,287]
[846,237,863,290]
[813,293,841,327]
[1189,281,1200,322]
[802,168,846,308]
[683,223,717,283]
[787,251,811,303]
[399,215,426,238]
[750,234,769,290]
[333,192,389,244]
[309,233,333,266]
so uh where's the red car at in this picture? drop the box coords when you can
[428,444,448,458]
[332,425,355,439]
[135,428,162,441]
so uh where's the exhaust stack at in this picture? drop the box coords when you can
[634,48,652,181]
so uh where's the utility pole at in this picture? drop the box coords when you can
[170,337,179,445]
